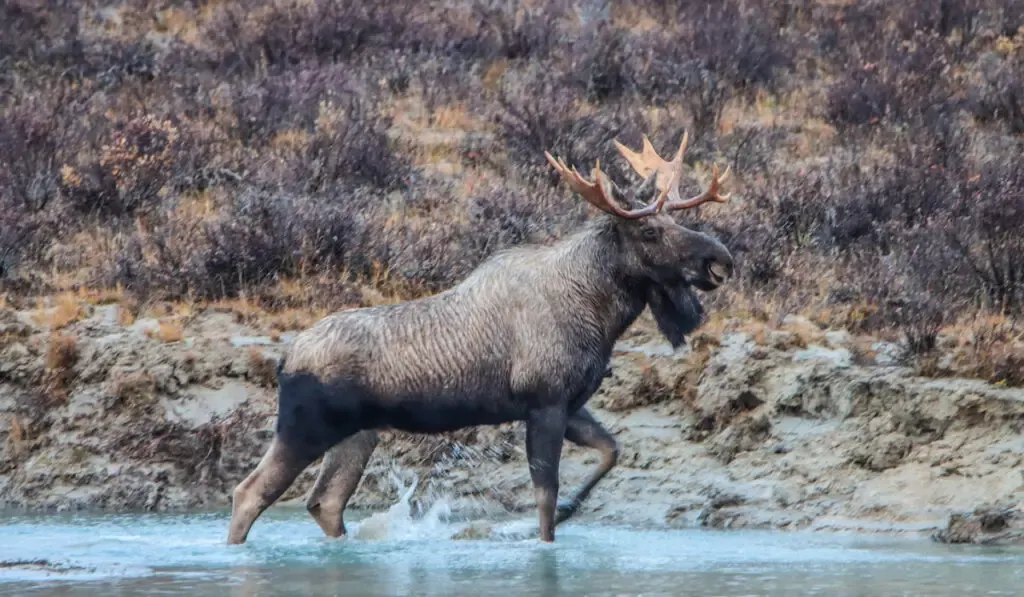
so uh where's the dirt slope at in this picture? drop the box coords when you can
[1,303,1022,543]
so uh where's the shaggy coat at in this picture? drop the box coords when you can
[226,133,733,546]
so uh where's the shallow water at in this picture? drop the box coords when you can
[1,506,1022,597]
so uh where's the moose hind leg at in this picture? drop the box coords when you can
[526,406,569,542]
[306,430,379,538]
[227,437,318,545]
[556,407,619,525]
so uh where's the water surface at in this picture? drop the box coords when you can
[1,508,1021,596]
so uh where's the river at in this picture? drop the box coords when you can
[1,506,1022,596]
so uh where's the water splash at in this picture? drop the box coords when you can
[348,467,539,543]
[351,470,454,541]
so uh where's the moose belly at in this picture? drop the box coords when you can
[366,393,527,434]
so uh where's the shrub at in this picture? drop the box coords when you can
[826,32,958,131]
[464,0,564,60]
[1,0,1022,387]
[61,114,181,218]
[300,95,411,193]
[629,1,792,142]
[968,51,1024,135]
[205,0,412,71]
[938,159,1024,313]
[496,66,647,176]
[564,23,632,102]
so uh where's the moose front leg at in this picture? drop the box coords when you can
[556,407,619,525]
[526,405,569,542]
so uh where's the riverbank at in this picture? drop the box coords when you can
[1,300,1022,544]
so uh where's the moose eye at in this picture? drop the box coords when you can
[641,227,660,242]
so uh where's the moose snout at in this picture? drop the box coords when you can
[705,255,733,286]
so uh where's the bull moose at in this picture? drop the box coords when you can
[227,131,734,545]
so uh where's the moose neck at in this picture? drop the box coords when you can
[548,217,650,353]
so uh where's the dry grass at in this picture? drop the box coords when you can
[147,320,185,343]
[32,293,86,330]
[7,415,28,443]
[41,333,80,405]
[934,314,1024,386]
[44,333,79,372]
[3,415,31,461]
[107,371,158,413]
[265,309,324,332]
[82,286,126,306]
[247,348,278,388]
[117,296,140,326]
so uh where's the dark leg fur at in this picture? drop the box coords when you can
[555,407,619,525]
[526,405,569,542]
[306,430,379,538]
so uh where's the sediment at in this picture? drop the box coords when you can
[1,303,1022,543]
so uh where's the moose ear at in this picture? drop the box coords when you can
[646,282,705,348]
[622,169,662,210]
[593,169,630,209]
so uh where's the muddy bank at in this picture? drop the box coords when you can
[1,303,1022,542]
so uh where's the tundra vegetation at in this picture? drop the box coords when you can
[2,0,1022,384]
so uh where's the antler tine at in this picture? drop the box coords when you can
[545,151,618,217]
[612,136,657,180]
[674,130,689,164]
[545,150,673,220]
[664,162,731,211]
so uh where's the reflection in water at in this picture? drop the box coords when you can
[0,508,1022,597]
[534,548,560,597]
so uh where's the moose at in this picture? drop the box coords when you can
[227,131,734,545]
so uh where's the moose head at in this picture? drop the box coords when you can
[545,131,734,347]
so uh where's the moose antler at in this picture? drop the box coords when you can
[544,152,677,220]
[613,132,731,210]
[546,132,730,219]
[613,132,688,190]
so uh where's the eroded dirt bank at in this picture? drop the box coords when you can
[1,303,1022,543]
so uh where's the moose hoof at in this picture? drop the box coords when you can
[555,500,579,524]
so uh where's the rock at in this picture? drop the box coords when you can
[792,345,852,368]
[697,491,746,528]
[0,559,87,573]
[148,363,177,393]
[873,341,904,366]
[850,432,912,471]
[599,365,674,412]
[767,330,805,351]
[451,521,494,540]
[824,330,853,349]
[932,505,1024,545]
[771,482,804,508]
[708,414,772,463]
[0,343,30,372]
[773,363,851,417]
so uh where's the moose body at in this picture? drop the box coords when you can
[227,132,734,545]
